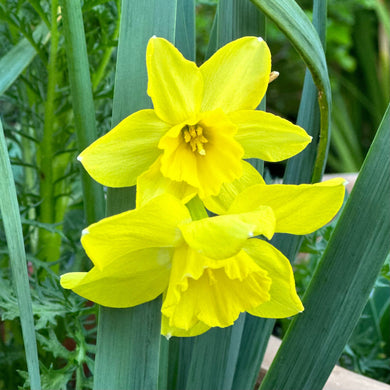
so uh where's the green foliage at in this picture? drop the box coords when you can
[1,0,389,389]
[0,264,97,390]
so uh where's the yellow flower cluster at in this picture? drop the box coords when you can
[61,36,345,337]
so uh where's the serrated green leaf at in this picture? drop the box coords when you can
[0,22,49,95]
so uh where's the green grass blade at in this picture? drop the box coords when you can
[93,1,177,389]
[250,0,331,182]
[0,120,41,389]
[260,104,390,390]
[61,0,105,224]
[0,22,49,95]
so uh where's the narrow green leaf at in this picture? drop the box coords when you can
[232,315,274,390]
[0,120,41,390]
[272,0,328,263]
[168,337,195,390]
[93,1,178,390]
[205,9,218,61]
[260,104,390,390]
[217,0,234,46]
[0,22,49,95]
[61,0,105,224]
[175,0,196,61]
[185,315,245,390]
[250,0,331,182]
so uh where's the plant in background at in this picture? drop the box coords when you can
[0,1,389,390]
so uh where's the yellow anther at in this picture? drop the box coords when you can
[183,124,208,156]
[183,129,192,143]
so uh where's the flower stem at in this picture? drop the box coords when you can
[186,196,208,220]
[38,0,61,267]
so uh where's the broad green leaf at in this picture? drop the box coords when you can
[93,1,178,390]
[0,22,49,95]
[0,120,41,389]
[260,105,390,390]
[61,0,105,225]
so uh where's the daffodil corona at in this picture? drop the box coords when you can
[77,36,311,203]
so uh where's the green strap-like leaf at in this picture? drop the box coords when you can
[185,317,245,390]
[250,0,331,183]
[93,1,178,390]
[175,0,196,61]
[0,120,41,390]
[260,104,390,390]
[61,0,105,225]
[272,0,328,267]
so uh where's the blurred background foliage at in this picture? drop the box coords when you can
[0,0,389,388]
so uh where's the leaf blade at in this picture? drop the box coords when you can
[0,120,41,389]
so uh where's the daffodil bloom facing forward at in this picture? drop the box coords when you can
[61,176,345,337]
[78,36,311,204]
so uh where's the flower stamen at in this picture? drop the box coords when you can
[183,124,208,156]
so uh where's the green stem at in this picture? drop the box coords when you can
[186,196,208,220]
[38,0,60,266]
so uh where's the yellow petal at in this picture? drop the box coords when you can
[179,206,275,260]
[136,157,198,207]
[78,109,169,187]
[203,161,264,215]
[244,239,304,318]
[161,313,210,338]
[158,109,244,198]
[82,194,191,270]
[146,37,203,124]
[200,37,271,112]
[229,178,346,234]
[60,247,172,308]
[231,110,312,161]
[162,246,271,329]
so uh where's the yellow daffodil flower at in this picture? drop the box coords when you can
[77,36,311,204]
[61,175,345,337]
